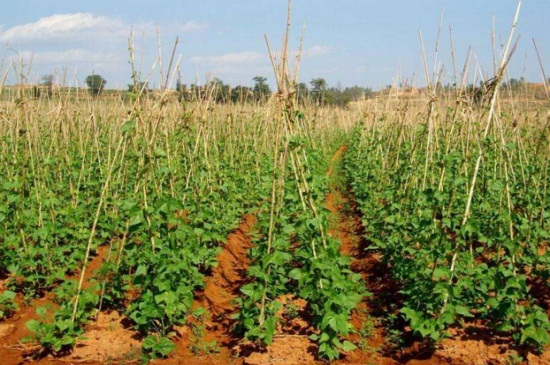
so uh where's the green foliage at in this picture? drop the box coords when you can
[85,74,107,96]
[236,141,366,360]
[253,76,271,101]
[25,285,99,353]
[128,81,150,95]
[0,290,18,319]
[309,78,373,106]
[345,111,550,351]
[188,309,221,355]
[176,76,268,104]
[142,335,176,358]
[0,99,282,356]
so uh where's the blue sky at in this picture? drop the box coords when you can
[0,1,548,90]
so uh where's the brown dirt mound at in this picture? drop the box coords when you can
[0,244,131,365]
[0,323,16,338]
[234,294,317,365]
[67,311,141,363]
[274,294,310,335]
[243,336,319,365]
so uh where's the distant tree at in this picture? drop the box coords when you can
[364,87,374,99]
[189,84,203,101]
[208,77,231,103]
[85,74,107,96]
[231,85,253,103]
[31,85,41,98]
[253,76,271,101]
[296,82,309,104]
[128,81,150,95]
[176,79,187,102]
[42,74,54,86]
[505,77,528,91]
[506,78,520,90]
[310,78,327,93]
[344,86,366,101]
[42,74,54,97]
[310,78,328,105]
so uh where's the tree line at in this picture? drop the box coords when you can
[31,74,107,98]
[83,73,374,106]
[30,72,550,104]
[175,76,374,106]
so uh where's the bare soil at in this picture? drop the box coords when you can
[67,311,142,363]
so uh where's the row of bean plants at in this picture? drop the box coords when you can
[345,98,550,350]
[236,110,365,359]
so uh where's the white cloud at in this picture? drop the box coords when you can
[190,51,263,65]
[177,21,208,33]
[0,13,212,87]
[0,13,200,46]
[303,45,333,57]
[0,13,128,43]
[21,49,121,64]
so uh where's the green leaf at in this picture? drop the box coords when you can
[341,340,357,352]
[129,213,144,231]
[26,319,40,333]
[455,306,474,318]
[288,268,303,280]
[2,291,16,300]
[142,335,158,350]
[135,264,147,276]
[432,267,448,281]
[154,149,167,158]
[36,307,48,317]
[121,120,137,134]
[154,337,176,357]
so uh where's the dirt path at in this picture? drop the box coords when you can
[326,145,398,365]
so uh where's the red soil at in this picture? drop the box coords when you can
[243,335,319,365]
[0,215,261,365]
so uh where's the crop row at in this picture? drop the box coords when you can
[345,100,550,349]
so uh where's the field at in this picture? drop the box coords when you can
[0,75,549,365]
[1,9,550,363]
